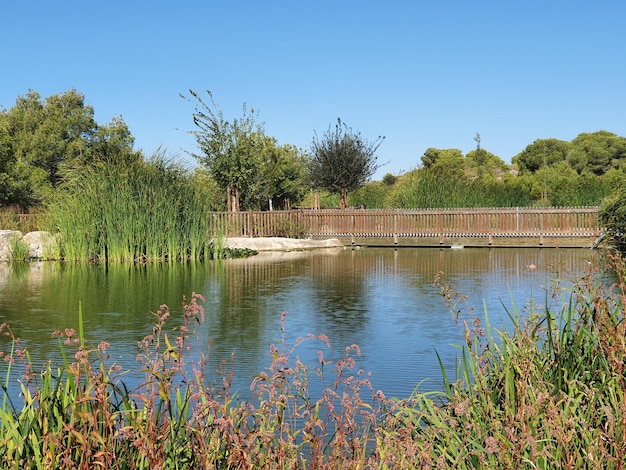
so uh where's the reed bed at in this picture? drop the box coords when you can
[42,156,219,262]
[0,253,625,468]
[388,172,532,209]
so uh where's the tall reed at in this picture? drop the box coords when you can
[376,251,626,468]
[388,172,532,208]
[42,154,218,262]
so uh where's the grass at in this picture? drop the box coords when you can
[1,252,625,468]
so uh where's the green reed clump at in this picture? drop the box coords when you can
[42,154,217,262]
[8,237,29,262]
[376,252,626,469]
[388,171,532,209]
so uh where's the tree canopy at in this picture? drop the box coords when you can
[512,131,626,176]
[183,89,266,211]
[0,89,137,210]
[308,118,384,209]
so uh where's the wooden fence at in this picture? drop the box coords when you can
[211,207,602,247]
[12,207,602,247]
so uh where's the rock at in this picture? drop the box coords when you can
[23,231,57,260]
[222,237,344,252]
[0,230,58,261]
[0,230,23,262]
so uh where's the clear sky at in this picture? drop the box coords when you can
[2,1,625,179]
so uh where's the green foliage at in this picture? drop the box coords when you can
[8,237,29,262]
[43,153,218,262]
[382,172,397,185]
[387,169,531,208]
[349,181,392,209]
[465,148,509,180]
[600,181,626,252]
[571,130,626,175]
[308,118,384,209]
[183,89,266,212]
[246,139,308,211]
[513,131,626,176]
[420,147,465,179]
[512,138,571,173]
[0,89,137,211]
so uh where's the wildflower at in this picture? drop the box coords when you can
[485,436,499,454]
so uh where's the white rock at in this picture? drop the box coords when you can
[222,237,344,251]
[0,230,23,262]
[23,231,56,260]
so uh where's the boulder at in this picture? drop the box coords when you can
[0,230,23,262]
[223,237,344,251]
[23,231,56,260]
[0,230,57,261]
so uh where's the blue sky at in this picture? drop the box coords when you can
[2,1,625,179]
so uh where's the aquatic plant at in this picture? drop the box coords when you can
[42,154,218,262]
[376,252,626,468]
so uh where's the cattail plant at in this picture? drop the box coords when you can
[42,153,219,262]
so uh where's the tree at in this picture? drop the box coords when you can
[512,138,571,173]
[308,118,384,209]
[183,89,264,211]
[256,139,307,210]
[0,89,136,210]
[465,148,508,181]
[87,116,140,165]
[571,130,626,175]
[420,148,465,179]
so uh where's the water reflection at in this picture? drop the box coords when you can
[0,247,597,401]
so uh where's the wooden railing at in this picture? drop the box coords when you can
[211,207,601,244]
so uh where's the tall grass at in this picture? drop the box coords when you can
[376,252,626,468]
[388,172,532,208]
[1,253,626,468]
[42,154,218,262]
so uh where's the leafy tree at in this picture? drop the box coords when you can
[465,148,508,181]
[382,172,397,186]
[570,130,626,175]
[512,138,571,173]
[256,139,307,210]
[0,89,136,210]
[420,148,465,179]
[308,118,384,209]
[87,116,140,165]
[183,89,265,211]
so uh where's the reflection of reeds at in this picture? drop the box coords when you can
[0,254,625,467]
[42,154,217,262]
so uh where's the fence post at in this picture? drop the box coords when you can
[351,214,355,245]
[393,212,398,246]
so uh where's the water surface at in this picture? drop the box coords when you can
[0,247,596,400]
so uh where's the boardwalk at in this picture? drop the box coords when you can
[212,207,602,248]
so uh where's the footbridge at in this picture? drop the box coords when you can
[211,207,602,248]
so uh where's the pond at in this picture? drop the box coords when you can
[0,247,597,402]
